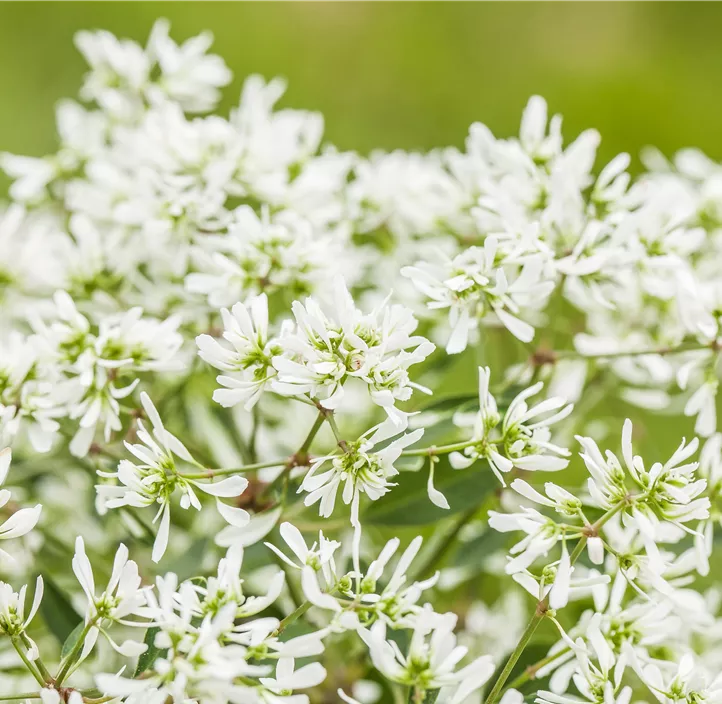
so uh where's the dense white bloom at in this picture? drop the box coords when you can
[272,277,434,434]
[403,238,555,353]
[578,419,709,570]
[3,22,722,704]
[0,576,43,642]
[196,292,280,410]
[96,392,248,561]
[187,206,345,308]
[0,449,42,560]
[359,608,495,702]
[72,537,149,657]
[299,428,424,523]
[76,20,231,118]
[0,333,61,453]
[449,366,572,483]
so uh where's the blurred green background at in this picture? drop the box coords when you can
[2,1,722,177]
[0,1,714,458]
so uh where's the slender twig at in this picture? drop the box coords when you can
[55,619,96,685]
[484,609,546,704]
[180,458,288,480]
[555,340,712,361]
[10,637,44,687]
[182,410,327,481]
[0,694,41,701]
[271,600,312,637]
[506,647,570,690]
[484,501,627,704]
[299,411,326,456]
[20,632,53,683]
[325,413,348,451]
[400,439,477,458]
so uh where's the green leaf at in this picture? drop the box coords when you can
[419,393,479,414]
[60,620,85,660]
[453,527,508,570]
[394,455,425,472]
[133,627,166,677]
[38,575,82,646]
[364,458,495,526]
[165,537,209,581]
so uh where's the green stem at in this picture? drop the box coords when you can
[272,600,312,637]
[10,637,44,687]
[183,410,327,481]
[325,413,348,451]
[55,619,95,685]
[400,439,477,457]
[299,411,326,456]
[483,608,545,704]
[484,500,627,704]
[20,633,52,683]
[248,406,259,463]
[0,695,41,701]
[505,647,570,690]
[556,340,711,361]
[180,458,287,480]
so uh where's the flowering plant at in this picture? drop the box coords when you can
[2,20,722,704]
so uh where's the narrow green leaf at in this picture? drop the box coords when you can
[453,527,508,569]
[165,537,208,581]
[419,393,479,414]
[38,575,82,645]
[133,627,166,677]
[365,458,495,526]
[395,455,425,472]
[60,620,85,660]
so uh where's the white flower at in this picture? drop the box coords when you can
[536,614,629,704]
[196,292,280,410]
[358,608,495,702]
[643,654,722,704]
[578,419,709,570]
[0,333,60,453]
[39,689,83,704]
[265,522,340,586]
[351,535,436,628]
[450,367,572,483]
[272,277,433,432]
[146,19,232,113]
[29,290,184,457]
[0,449,42,560]
[185,544,285,620]
[72,537,149,657]
[299,428,424,523]
[76,20,230,119]
[402,237,555,353]
[259,657,327,695]
[0,576,44,640]
[96,392,248,562]
[489,506,563,574]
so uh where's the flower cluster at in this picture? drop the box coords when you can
[2,19,722,704]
